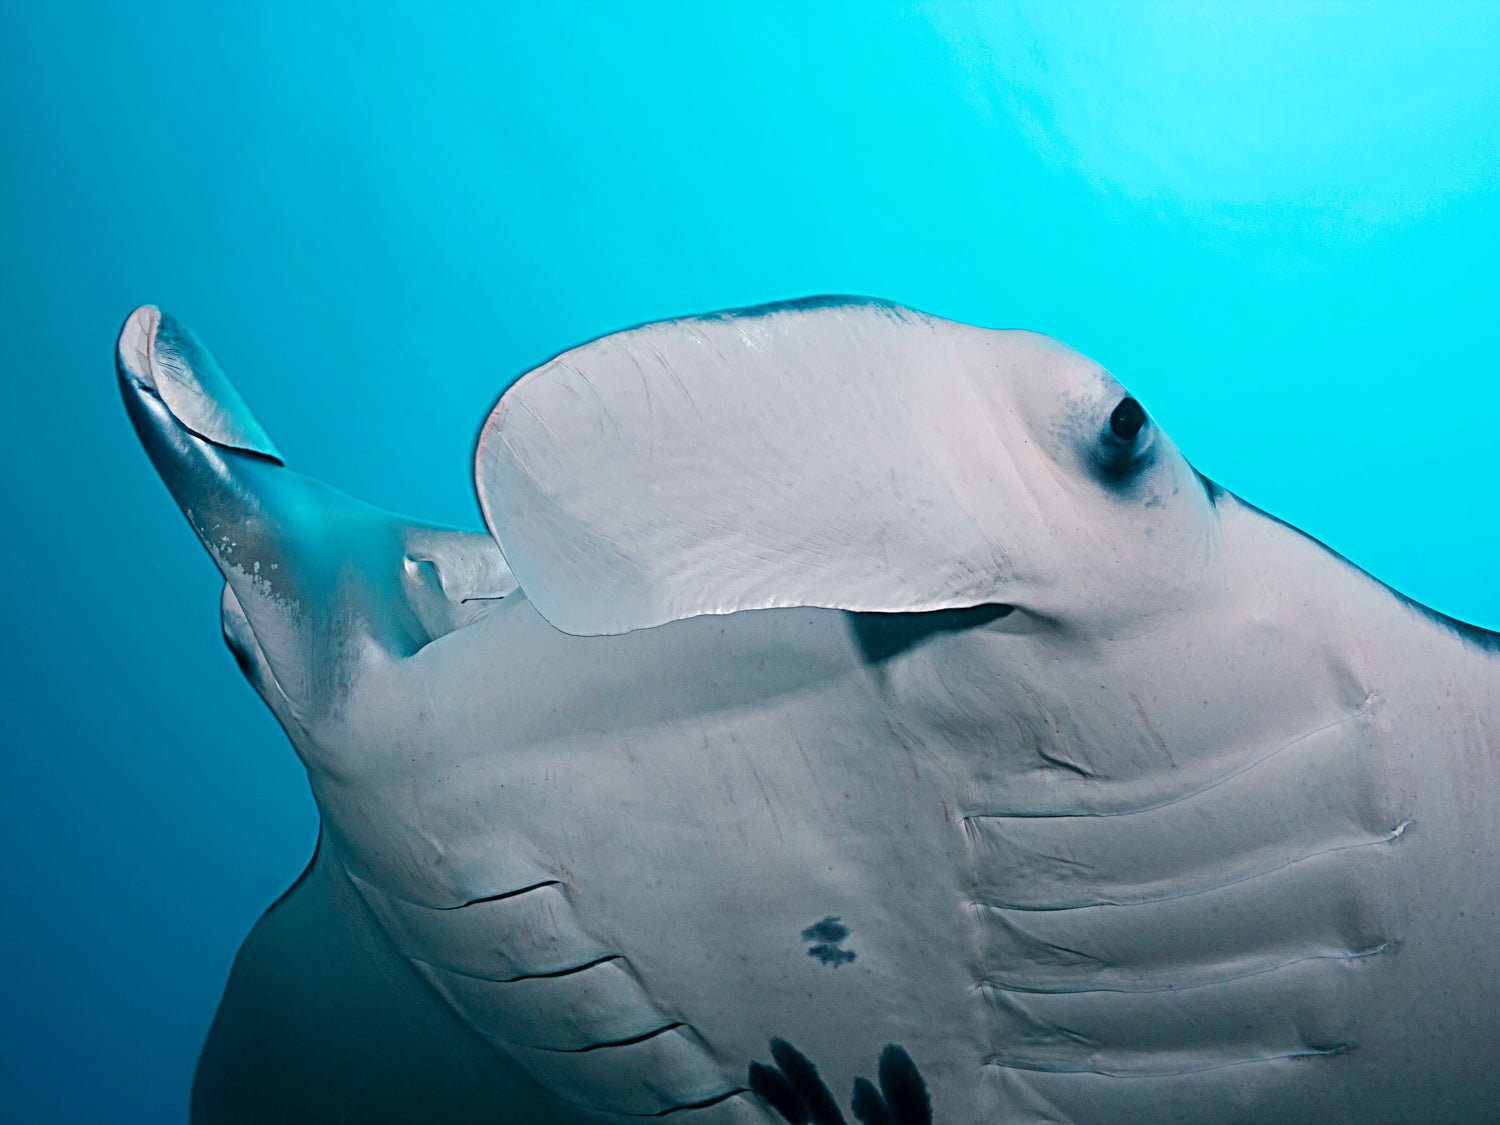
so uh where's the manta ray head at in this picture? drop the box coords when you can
[474,297,1222,641]
[119,297,1229,778]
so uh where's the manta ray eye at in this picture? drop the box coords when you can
[1109,396,1147,443]
[1093,395,1154,484]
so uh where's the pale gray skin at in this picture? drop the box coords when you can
[118,302,1500,1124]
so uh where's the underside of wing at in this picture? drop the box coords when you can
[193,837,630,1125]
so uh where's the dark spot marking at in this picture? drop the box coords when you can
[848,604,1015,665]
[801,916,857,967]
[801,917,850,944]
[808,944,857,967]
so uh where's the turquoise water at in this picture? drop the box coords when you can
[1,3,1497,1120]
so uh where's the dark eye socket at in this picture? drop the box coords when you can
[1092,394,1155,485]
[1109,396,1147,443]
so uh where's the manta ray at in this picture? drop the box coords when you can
[117,299,1499,1124]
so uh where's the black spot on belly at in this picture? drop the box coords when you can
[802,916,856,967]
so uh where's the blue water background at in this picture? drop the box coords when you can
[1,4,1497,1121]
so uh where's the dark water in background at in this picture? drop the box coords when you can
[1,3,1497,1120]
